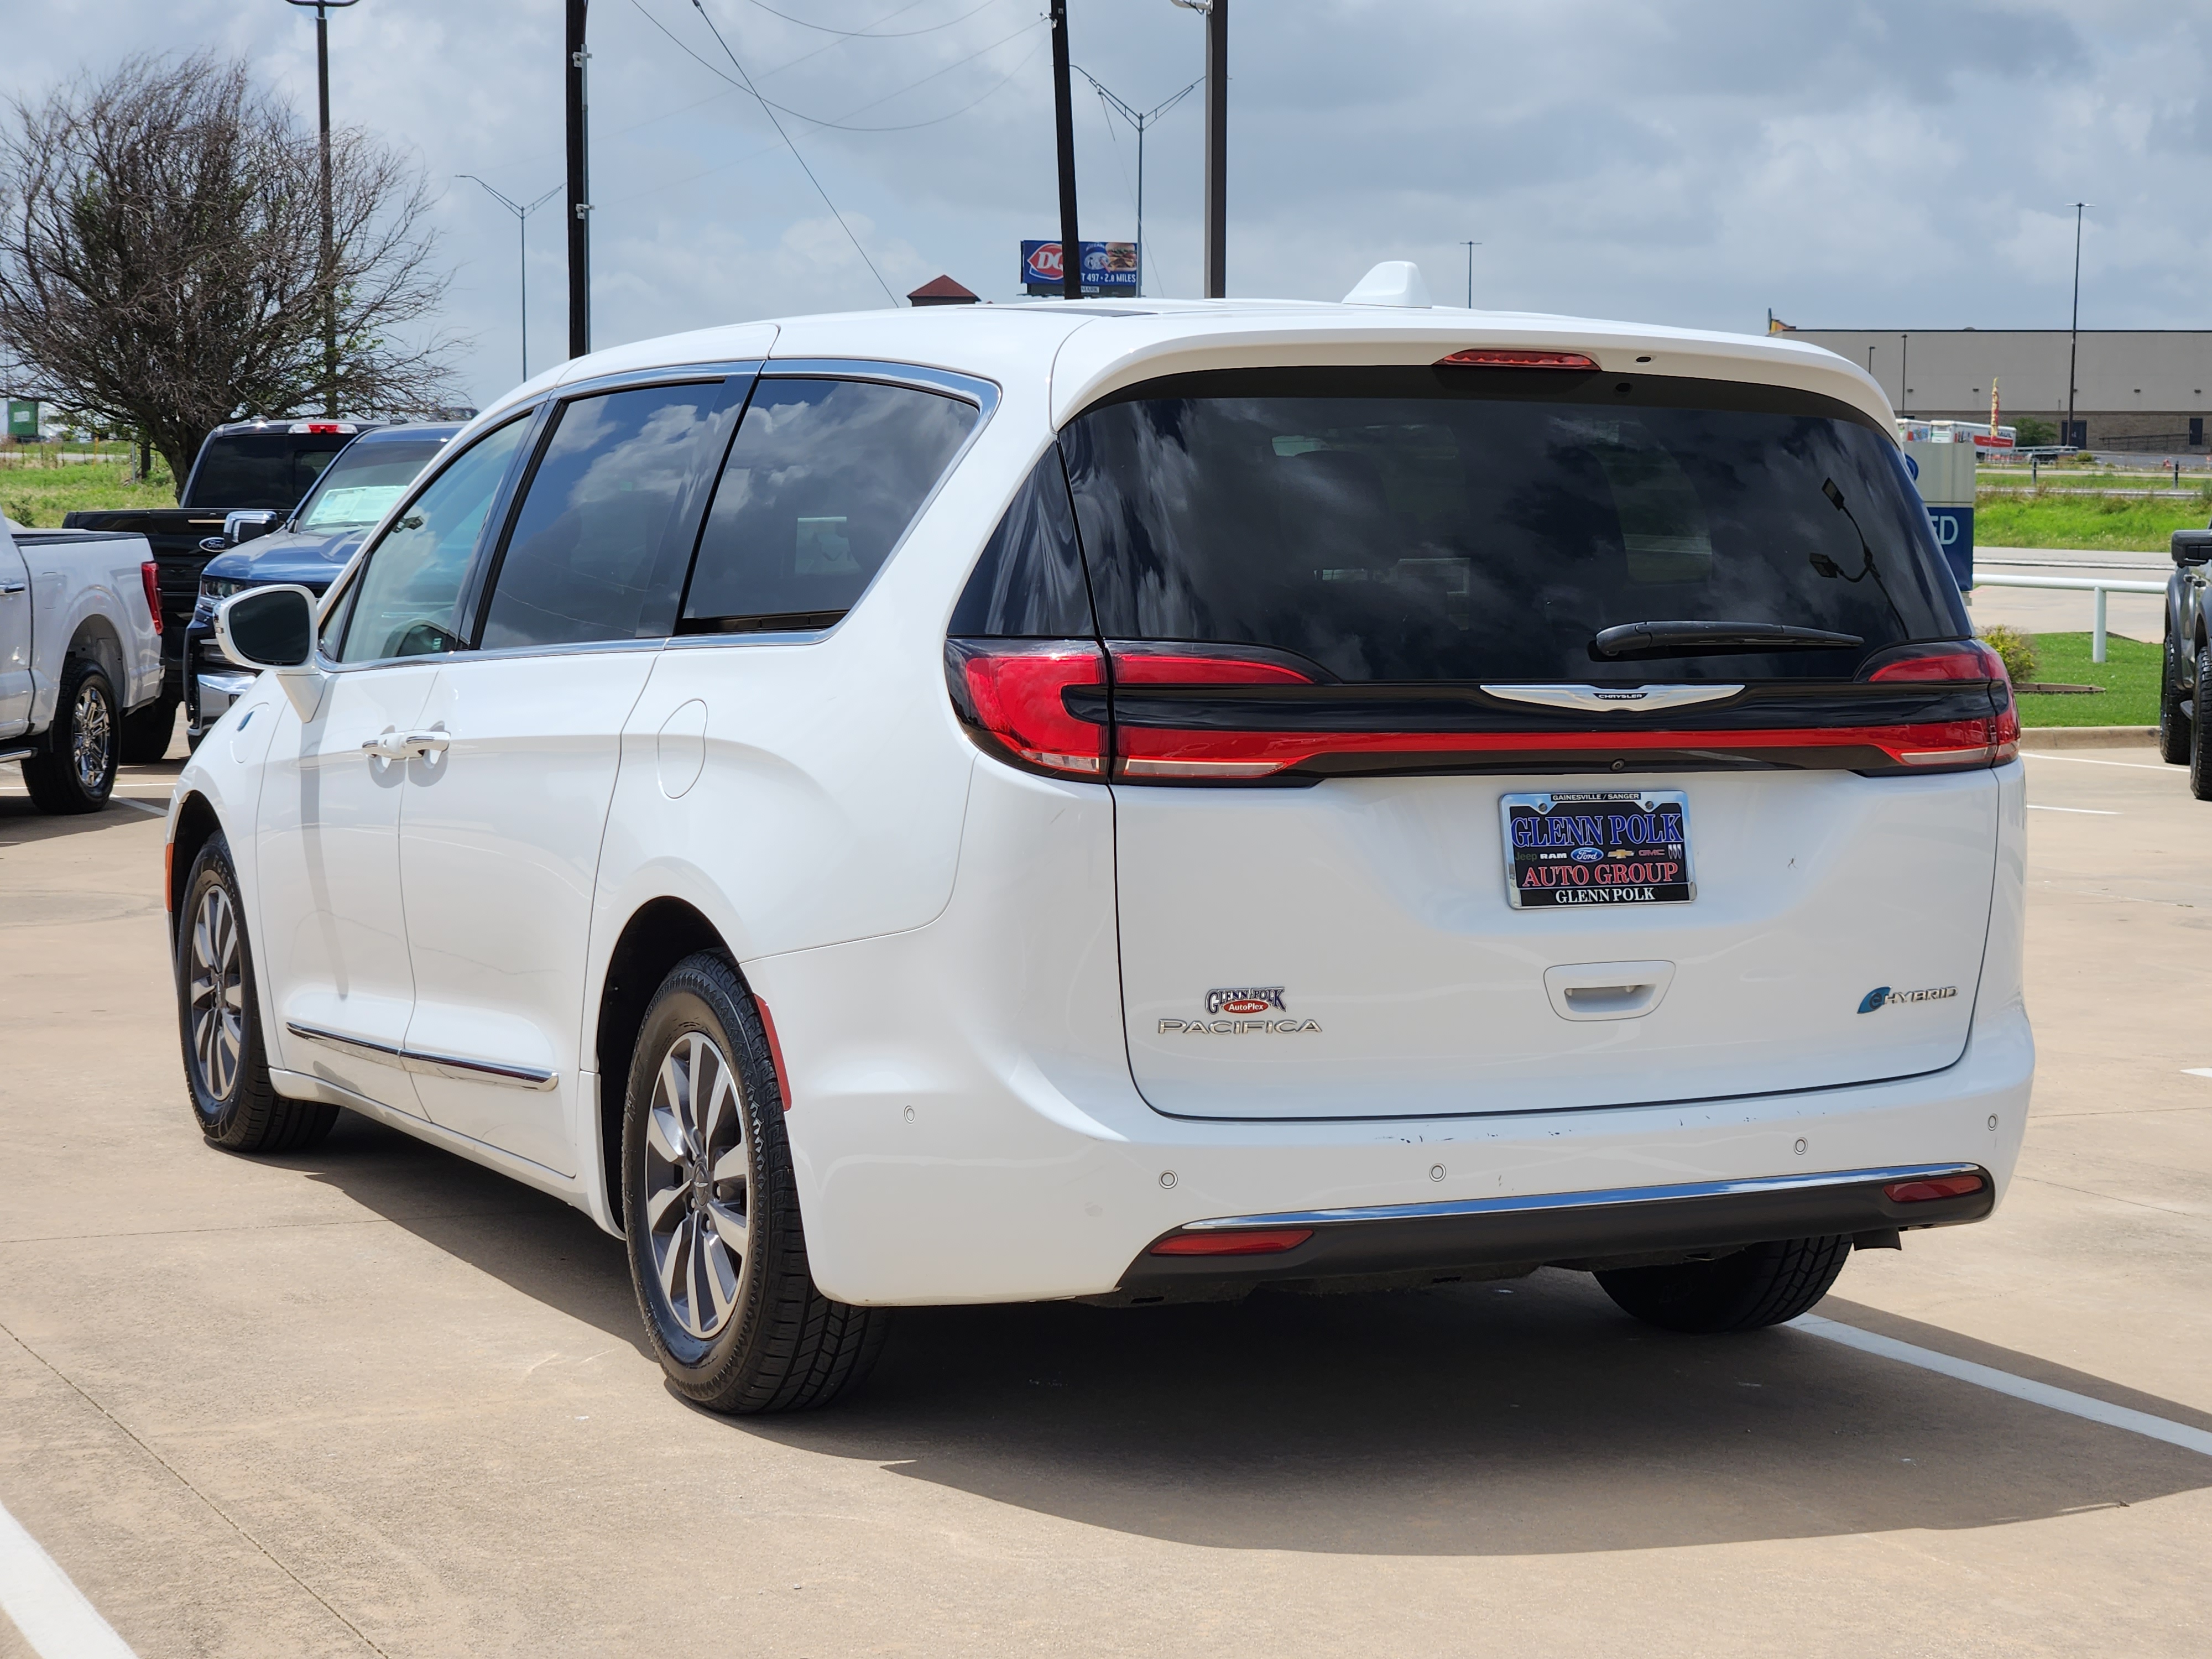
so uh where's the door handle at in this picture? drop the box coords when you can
[1543,960,1677,1022]
[362,728,451,761]
[0,579,26,595]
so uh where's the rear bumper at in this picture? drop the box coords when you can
[1117,1162,1993,1300]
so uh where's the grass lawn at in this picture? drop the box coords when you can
[2012,630,2159,727]
[1976,489,2209,551]
[0,459,177,525]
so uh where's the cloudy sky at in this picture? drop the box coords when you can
[6,1,2206,409]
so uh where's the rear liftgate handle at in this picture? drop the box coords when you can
[1543,961,1677,1022]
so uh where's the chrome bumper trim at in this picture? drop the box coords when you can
[285,1021,558,1091]
[1178,1162,1987,1232]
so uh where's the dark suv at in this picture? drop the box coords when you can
[2161,525,2212,794]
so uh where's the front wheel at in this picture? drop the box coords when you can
[21,659,117,813]
[1594,1236,1853,1333]
[176,834,337,1151]
[622,952,888,1413]
[2192,644,2212,801]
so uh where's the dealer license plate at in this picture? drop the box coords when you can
[1500,790,1695,909]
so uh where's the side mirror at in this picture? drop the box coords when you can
[223,509,278,546]
[214,585,324,721]
[2172,530,2212,567]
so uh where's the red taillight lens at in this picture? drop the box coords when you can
[1437,348,1600,369]
[1109,645,1321,779]
[140,561,163,634]
[1149,1228,1314,1256]
[1110,645,1316,687]
[1862,640,2007,683]
[1882,1173,1986,1203]
[948,640,1107,777]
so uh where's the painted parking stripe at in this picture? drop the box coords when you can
[2026,804,2120,815]
[1797,1315,2212,1457]
[0,1496,138,1658]
[2184,1068,2212,1080]
[2020,752,2172,771]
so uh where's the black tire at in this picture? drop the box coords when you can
[622,952,888,1413]
[2159,630,2191,765]
[20,659,117,813]
[118,695,179,764]
[2193,643,2212,802]
[1594,1236,1853,1334]
[176,833,337,1152]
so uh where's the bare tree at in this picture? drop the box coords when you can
[0,54,462,486]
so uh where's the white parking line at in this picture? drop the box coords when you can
[2184,1068,2212,1080]
[0,1496,138,1658]
[2026,804,2120,815]
[2021,752,2172,771]
[1798,1315,2212,1457]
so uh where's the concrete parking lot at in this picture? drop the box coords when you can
[3,744,2209,1657]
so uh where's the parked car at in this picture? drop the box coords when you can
[168,281,2031,1413]
[65,416,382,759]
[2162,525,2212,791]
[186,422,461,740]
[1,517,164,811]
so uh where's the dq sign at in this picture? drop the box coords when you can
[1021,239,1139,295]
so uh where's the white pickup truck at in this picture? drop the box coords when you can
[1,518,165,813]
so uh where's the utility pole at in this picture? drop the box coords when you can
[1075,70,1200,299]
[1900,333,1908,411]
[459,178,561,384]
[284,0,359,416]
[566,0,592,359]
[2067,202,2091,449]
[1462,239,1479,308]
[1204,0,1227,296]
[1049,0,1082,299]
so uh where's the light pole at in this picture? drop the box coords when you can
[567,0,591,358]
[1462,239,1480,308]
[1048,0,1082,300]
[2067,202,2092,450]
[284,0,360,417]
[1169,0,1227,297]
[1074,69,1201,298]
[458,178,561,384]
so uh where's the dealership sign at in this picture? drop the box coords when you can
[1021,239,1139,295]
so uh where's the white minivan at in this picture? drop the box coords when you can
[169,284,2030,1413]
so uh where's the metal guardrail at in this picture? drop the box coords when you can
[1973,572,2164,664]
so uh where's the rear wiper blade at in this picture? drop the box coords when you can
[1590,620,1865,661]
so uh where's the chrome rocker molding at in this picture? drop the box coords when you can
[284,1021,559,1091]
[1119,1162,1996,1297]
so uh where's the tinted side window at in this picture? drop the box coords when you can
[947,448,1094,637]
[335,417,530,664]
[481,384,728,651]
[682,378,978,631]
[182,434,351,509]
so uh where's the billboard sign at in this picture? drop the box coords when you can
[6,400,36,441]
[1021,239,1139,295]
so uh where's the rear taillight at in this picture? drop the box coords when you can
[1861,640,2016,765]
[1111,646,1321,779]
[946,639,1107,778]
[1437,348,1599,369]
[140,561,163,634]
[1149,1228,1314,1256]
[1883,1173,1985,1203]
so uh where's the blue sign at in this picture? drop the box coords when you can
[1927,505,1974,591]
[1021,239,1140,294]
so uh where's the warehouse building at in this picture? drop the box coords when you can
[1772,327,2212,451]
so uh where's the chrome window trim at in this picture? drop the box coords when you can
[1177,1162,1986,1233]
[760,358,1000,417]
[443,637,669,667]
[286,1020,559,1091]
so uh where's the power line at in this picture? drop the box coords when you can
[684,0,898,304]
[737,0,1003,40]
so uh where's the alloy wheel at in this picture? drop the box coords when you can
[189,885,245,1101]
[71,680,111,792]
[643,1030,752,1340]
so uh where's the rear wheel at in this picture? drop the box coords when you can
[177,834,337,1151]
[622,952,888,1413]
[21,659,116,813]
[118,695,179,764]
[1594,1236,1852,1333]
[2192,644,2212,801]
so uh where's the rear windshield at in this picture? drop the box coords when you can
[295,438,450,531]
[1059,368,1968,682]
[182,432,354,509]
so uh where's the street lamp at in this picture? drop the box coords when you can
[458,178,561,384]
[1461,239,1480,308]
[2067,202,2093,450]
[284,0,361,418]
[1074,69,1201,298]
